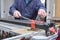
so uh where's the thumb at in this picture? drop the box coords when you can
[17,12,21,17]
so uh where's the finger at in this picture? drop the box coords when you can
[41,11,46,17]
[39,11,44,17]
[43,12,46,17]
[14,13,19,18]
[17,12,21,17]
[38,9,46,17]
[43,10,46,16]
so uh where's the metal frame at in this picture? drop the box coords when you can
[0,0,1,18]
[46,0,55,20]
[1,0,4,18]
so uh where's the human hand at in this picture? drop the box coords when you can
[13,10,21,18]
[38,9,46,18]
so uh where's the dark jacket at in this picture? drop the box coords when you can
[9,0,46,20]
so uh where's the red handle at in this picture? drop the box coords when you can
[30,20,35,29]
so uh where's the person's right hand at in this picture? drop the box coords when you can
[13,10,21,18]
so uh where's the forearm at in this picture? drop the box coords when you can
[9,0,17,16]
[36,0,46,12]
[9,6,16,16]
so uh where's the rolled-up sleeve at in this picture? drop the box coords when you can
[9,0,17,16]
[36,0,46,12]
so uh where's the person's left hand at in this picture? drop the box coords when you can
[38,9,46,18]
